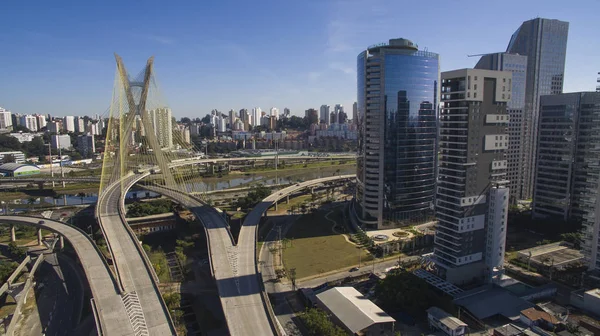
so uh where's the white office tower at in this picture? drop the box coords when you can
[74,116,85,133]
[63,116,75,132]
[252,107,262,126]
[320,105,330,125]
[148,107,173,149]
[334,104,344,123]
[19,115,38,131]
[217,115,227,132]
[0,107,12,130]
[270,107,279,120]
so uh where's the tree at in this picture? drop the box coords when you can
[7,241,27,259]
[289,268,297,290]
[77,192,86,204]
[13,125,30,133]
[201,114,211,124]
[299,308,346,336]
[2,154,16,164]
[180,117,191,124]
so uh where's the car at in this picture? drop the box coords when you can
[349,267,359,272]
[296,183,301,186]
[279,192,283,196]
[38,220,45,225]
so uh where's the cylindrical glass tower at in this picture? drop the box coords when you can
[355,38,439,229]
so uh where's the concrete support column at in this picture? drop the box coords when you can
[37,228,42,246]
[274,201,278,211]
[10,225,16,242]
[286,195,289,204]
[58,236,64,250]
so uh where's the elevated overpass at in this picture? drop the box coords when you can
[141,184,276,336]
[96,175,177,335]
[0,216,135,335]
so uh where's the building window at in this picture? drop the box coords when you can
[474,84,477,90]
[474,92,477,98]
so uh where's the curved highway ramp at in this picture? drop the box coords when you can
[0,216,137,335]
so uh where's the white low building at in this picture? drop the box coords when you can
[426,307,467,336]
[315,287,396,335]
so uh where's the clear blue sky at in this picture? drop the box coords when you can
[1,0,598,118]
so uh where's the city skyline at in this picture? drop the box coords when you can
[1,0,598,118]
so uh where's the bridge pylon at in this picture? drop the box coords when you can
[100,54,177,196]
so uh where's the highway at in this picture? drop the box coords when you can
[143,185,275,336]
[96,175,176,335]
[0,216,135,335]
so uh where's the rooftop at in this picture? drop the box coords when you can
[316,287,395,333]
[427,307,467,330]
[0,163,39,171]
[520,307,559,324]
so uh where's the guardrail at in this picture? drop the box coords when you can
[116,174,178,335]
[94,184,126,294]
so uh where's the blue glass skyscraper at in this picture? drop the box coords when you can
[355,38,439,229]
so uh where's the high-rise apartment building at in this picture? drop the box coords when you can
[334,104,344,123]
[531,92,600,271]
[355,38,439,228]
[74,116,85,133]
[305,108,318,125]
[476,53,528,202]
[270,107,279,120]
[433,68,511,285]
[228,109,236,129]
[0,108,12,130]
[51,134,72,150]
[252,107,262,126]
[148,108,173,149]
[320,105,330,125]
[47,121,61,133]
[506,18,569,199]
[77,134,96,157]
[283,108,291,118]
[63,116,75,133]
[19,115,38,131]
[35,114,46,129]
[352,102,358,125]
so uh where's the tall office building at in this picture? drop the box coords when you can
[0,108,12,130]
[252,107,262,126]
[433,69,511,285]
[63,116,75,133]
[148,107,173,149]
[531,92,600,271]
[506,18,569,199]
[352,102,358,125]
[320,105,330,125]
[270,107,279,120]
[476,53,528,202]
[19,115,38,131]
[355,38,439,229]
[240,109,250,130]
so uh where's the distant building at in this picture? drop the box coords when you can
[352,102,358,125]
[506,17,569,199]
[305,108,318,125]
[283,108,291,118]
[315,287,396,336]
[63,116,75,132]
[77,134,95,157]
[9,132,42,143]
[35,114,46,129]
[228,109,236,129]
[0,163,40,177]
[148,107,173,149]
[334,104,344,123]
[51,134,72,150]
[0,151,26,163]
[0,107,12,130]
[427,307,467,336]
[252,107,262,126]
[270,107,279,120]
[47,120,61,133]
[74,116,85,133]
[19,115,38,131]
[320,105,330,125]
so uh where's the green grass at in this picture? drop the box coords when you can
[276,194,312,213]
[282,209,369,279]
[148,249,171,283]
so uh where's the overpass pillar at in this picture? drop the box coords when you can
[58,235,64,250]
[286,195,289,204]
[10,225,15,242]
[37,228,43,246]
[274,201,278,211]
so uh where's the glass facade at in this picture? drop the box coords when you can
[356,39,439,228]
[506,18,569,199]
